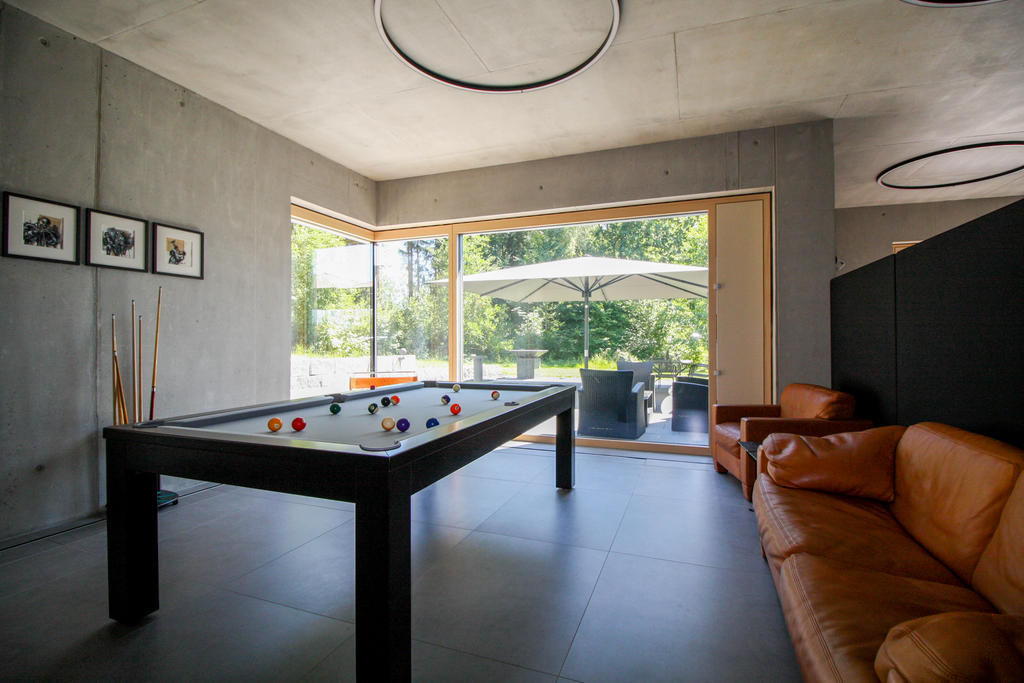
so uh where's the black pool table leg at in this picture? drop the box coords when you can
[355,468,412,682]
[106,440,160,623]
[555,405,575,489]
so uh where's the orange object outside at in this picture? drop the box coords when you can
[348,375,418,390]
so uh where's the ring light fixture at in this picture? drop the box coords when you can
[374,0,622,93]
[898,1,1005,6]
[876,141,1024,189]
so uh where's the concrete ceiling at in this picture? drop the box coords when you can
[10,0,1024,209]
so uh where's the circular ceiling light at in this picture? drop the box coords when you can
[876,141,1024,189]
[374,0,621,93]
[898,0,1005,6]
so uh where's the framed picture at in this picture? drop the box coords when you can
[152,223,203,279]
[2,191,80,264]
[85,209,148,272]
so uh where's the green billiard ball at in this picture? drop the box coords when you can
[368,402,379,414]
[329,403,341,415]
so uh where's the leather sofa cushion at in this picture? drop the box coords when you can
[874,612,1024,683]
[779,383,856,420]
[891,423,1024,584]
[754,476,961,585]
[761,426,906,502]
[712,421,741,449]
[777,553,995,683]
[973,475,1024,615]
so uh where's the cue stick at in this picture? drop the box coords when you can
[111,314,117,424]
[149,286,162,420]
[111,315,129,424]
[130,299,137,423]
[137,313,143,419]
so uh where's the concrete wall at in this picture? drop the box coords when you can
[0,5,374,542]
[835,196,1022,273]
[379,122,836,390]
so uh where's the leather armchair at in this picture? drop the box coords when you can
[711,383,872,499]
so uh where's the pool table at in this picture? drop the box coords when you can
[103,380,575,682]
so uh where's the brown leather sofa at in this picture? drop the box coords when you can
[711,383,872,500]
[753,423,1024,682]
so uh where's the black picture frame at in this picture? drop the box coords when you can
[85,209,149,272]
[2,190,81,264]
[152,223,203,279]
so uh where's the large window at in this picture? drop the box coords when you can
[460,213,709,446]
[374,237,449,381]
[290,220,372,398]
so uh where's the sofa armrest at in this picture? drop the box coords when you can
[760,426,906,501]
[711,404,780,426]
[739,417,872,443]
[875,612,1024,683]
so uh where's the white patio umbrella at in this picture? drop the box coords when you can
[440,256,708,367]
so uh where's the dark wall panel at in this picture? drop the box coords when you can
[831,256,897,425]
[895,199,1024,448]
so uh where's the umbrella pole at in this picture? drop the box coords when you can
[583,289,590,369]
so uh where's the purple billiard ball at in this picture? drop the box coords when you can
[396,418,410,432]
[426,417,440,428]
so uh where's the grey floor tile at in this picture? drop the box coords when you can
[412,474,526,529]
[0,539,106,600]
[456,449,554,483]
[412,531,607,675]
[0,560,111,679]
[229,520,468,623]
[530,453,644,494]
[633,464,749,504]
[610,494,764,572]
[561,552,800,683]
[302,637,557,682]
[156,497,352,588]
[0,537,62,565]
[478,484,631,550]
[60,588,353,682]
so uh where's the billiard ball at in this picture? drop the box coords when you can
[396,418,410,432]
[291,417,306,431]
[425,417,440,428]
[390,395,400,405]
[381,396,391,407]
[452,383,461,392]
[381,417,396,431]
[450,403,461,415]
[329,403,341,415]
[440,394,451,405]
[267,417,283,432]
[491,390,500,400]
[368,402,379,414]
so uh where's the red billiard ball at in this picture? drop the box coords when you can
[491,390,500,400]
[450,403,461,415]
[291,417,306,431]
[390,395,400,405]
